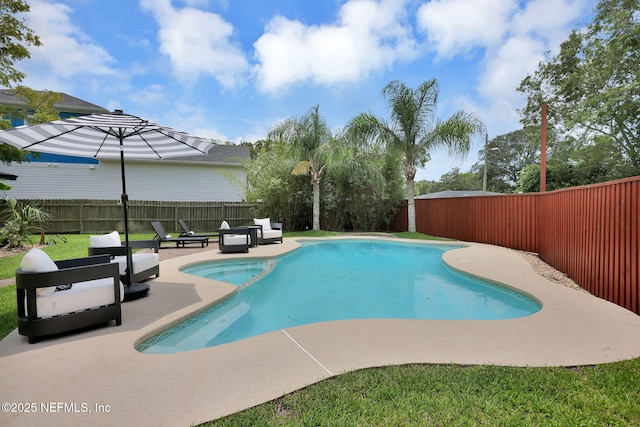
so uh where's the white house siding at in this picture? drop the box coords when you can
[3,159,246,202]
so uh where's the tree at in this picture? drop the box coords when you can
[245,138,311,230]
[0,197,50,248]
[11,87,62,124]
[267,105,336,231]
[347,79,484,232]
[0,0,42,88]
[0,87,62,164]
[471,129,539,192]
[322,132,404,231]
[518,0,640,177]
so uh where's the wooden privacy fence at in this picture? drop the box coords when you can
[390,176,640,315]
[20,200,258,235]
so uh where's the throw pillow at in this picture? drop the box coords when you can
[20,248,59,296]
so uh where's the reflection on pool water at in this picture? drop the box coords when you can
[138,239,541,354]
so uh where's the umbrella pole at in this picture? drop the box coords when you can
[119,133,149,301]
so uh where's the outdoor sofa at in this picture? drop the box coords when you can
[16,248,123,344]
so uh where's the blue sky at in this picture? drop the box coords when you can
[17,0,594,180]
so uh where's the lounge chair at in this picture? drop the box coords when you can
[253,218,283,244]
[178,219,219,238]
[151,221,209,248]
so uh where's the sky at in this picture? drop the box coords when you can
[16,0,595,181]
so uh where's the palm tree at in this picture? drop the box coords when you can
[347,79,485,232]
[267,105,333,231]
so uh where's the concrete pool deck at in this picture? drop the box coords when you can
[1,236,640,427]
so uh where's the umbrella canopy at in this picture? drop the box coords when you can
[0,110,213,159]
[0,110,216,299]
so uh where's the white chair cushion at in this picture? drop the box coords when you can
[111,253,159,275]
[20,248,59,296]
[132,253,159,274]
[29,278,125,318]
[220,221,230,229]
[90,231,121,248]
[254,218,271,231]
[261,229,282,240]
[222,234,250,246]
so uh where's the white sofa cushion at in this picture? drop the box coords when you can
[20,248,59,297]
[220,221,230,229]
[29,278,125,318]
[89,231,121,248]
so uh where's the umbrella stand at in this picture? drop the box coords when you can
[117,131,149,301]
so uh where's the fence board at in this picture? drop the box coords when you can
[18,199,258,235]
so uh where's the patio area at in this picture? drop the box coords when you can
[1,236,640,427]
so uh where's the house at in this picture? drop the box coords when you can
[0,90,248,202]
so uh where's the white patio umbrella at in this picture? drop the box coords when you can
[0,110,215,300]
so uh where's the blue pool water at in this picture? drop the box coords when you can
[181,259,272,286]
[138,240,541,354]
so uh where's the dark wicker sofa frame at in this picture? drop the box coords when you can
[218,228,250,253]
[88,239,160,284]
[16,255,121,344]
[256,222,283,244]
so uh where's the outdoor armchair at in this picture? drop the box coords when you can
[253,218,283,244]
[218,221,250,253]
[16,249,123,344]
[88,231,160,284]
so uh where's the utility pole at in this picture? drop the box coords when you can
[540,104,547,192]
[482,132,488,193]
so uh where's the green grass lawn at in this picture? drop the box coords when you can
[1,232,639,426]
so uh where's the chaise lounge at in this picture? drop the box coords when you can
[178,219,219,238]
[151,221,209,248]
[16,248,123,344]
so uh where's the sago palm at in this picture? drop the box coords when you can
[347,79,485,232]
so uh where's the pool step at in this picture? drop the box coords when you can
[174,302,251,351]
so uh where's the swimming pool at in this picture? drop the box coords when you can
[138,239,541,354]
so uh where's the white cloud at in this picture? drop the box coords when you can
[18,0,117,89]
[417,0,589,148]
[512,0,587,41]
[417,0,517,58]
[253,0,417,94]
[139,0,249,88]
[478,35,545,103]
[193,127,228,142]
